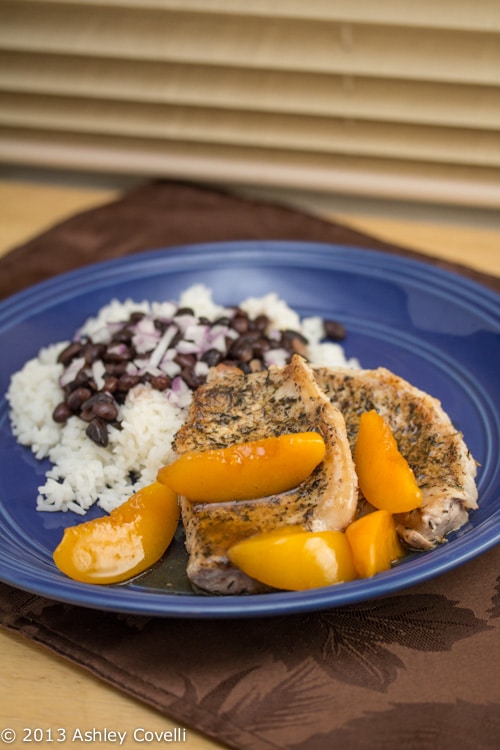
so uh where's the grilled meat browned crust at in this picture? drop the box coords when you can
[314,367,478,550]
[174,355,358,594]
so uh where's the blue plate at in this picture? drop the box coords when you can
[0,241,499,618]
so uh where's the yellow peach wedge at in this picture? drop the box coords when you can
[157,432,326,503]
[228,527,358,591]
[354,410,422,513]
[345,509,405,578]
[53,481,180,584]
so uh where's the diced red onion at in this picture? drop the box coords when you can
[108,343,130,357]
[126,361,139,375]
[173,313,198,332]
[175,340,203,355]
[161,360,182,378]
[160,349,176,364]
[132,318,161,351]
[210,324,238,341]
[143,364,163,377]
[267,328,282,342]
[149,325,178,368]
[184,323,210,346]
[209,332,230,352]
[59,356,86,387]
[167,376,192,408]
[135,317,156,335]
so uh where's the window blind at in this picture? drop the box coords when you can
[1,0,499,207]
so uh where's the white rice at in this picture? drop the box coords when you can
[6,285,358,515]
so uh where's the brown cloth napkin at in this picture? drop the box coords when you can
[1,181,499,750]
[1,180,499,298]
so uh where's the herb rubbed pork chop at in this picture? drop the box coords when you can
[173,355,358,594]
[314,367,478,550]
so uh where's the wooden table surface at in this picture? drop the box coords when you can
[0,179,498,749]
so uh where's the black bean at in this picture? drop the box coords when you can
[289,338,308,357]
[52,402,72,423]
[117,373,140,392]
[65,368,92,390]
[176,307,195,316]
[93,399,119,422]
[230,314,250,334]
[66,386,93,412]
[86,418,109,447]
[105,362,128,377]
[154,319,168,332]
[151,374,171,391]
[169,329,183,349]
[82,342,106,365]
[252,337,272,357]
[323,319,346,341]
[57,341,83,366]
[102,376,118,393]
[214,315,232,327]
[245,329,262,342]
[230,331,258,350]
[104,344,132,363]
[180,368,203,389]
[201,348,222,367]
[279,330,308,357]
[229,339,254,363]
[251,314,269,332]
[281,329,308,348]
[174,352,197,369]
[81,392,115,409]
[111,328,133,344]
[225,335,236,351]
[82,346,93,367]
[129,311,145,323]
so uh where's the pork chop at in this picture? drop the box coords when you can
[314,367,478,550]
[173,355,358,594]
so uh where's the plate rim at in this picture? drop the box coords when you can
[2,240,499,312]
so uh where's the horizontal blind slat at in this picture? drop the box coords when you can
[1,52,499,130]
[1,93,499,168]
[1,5,499,85]
[20,0,500,33]
[2,127,500,208]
